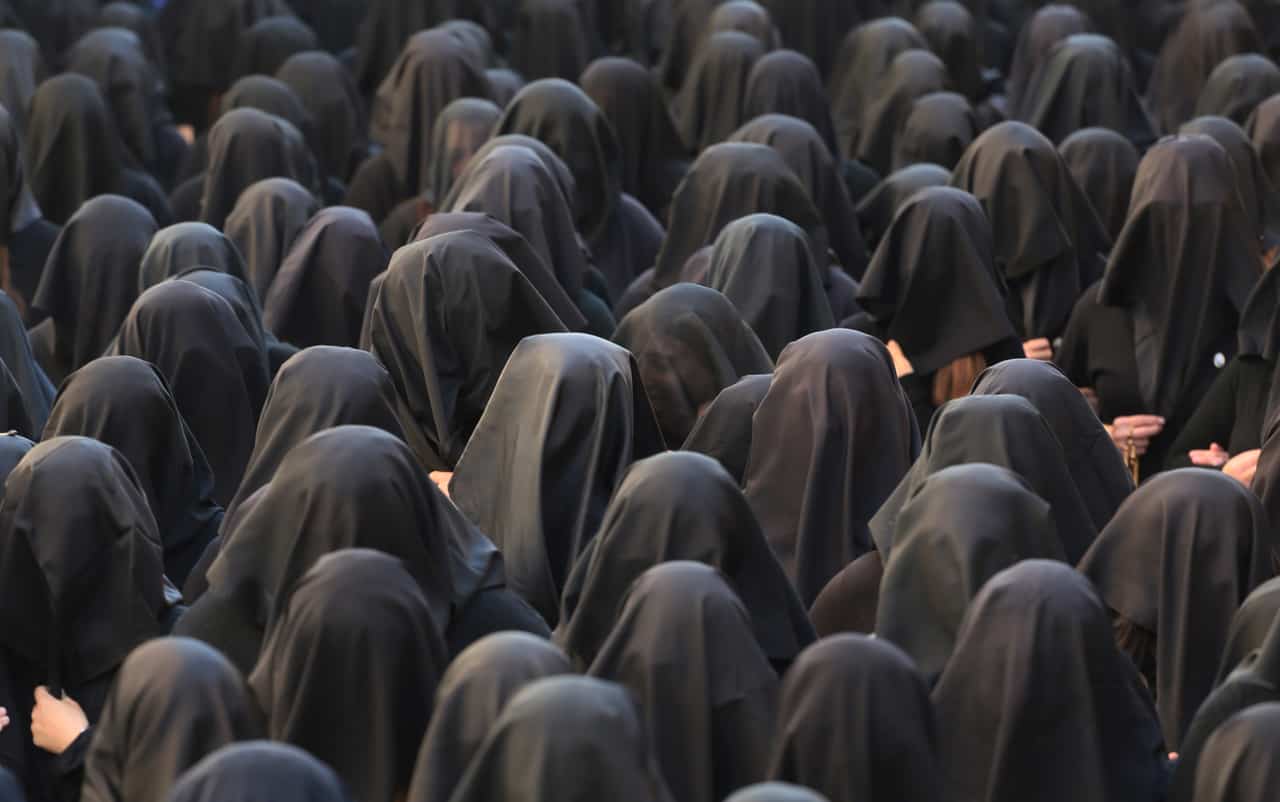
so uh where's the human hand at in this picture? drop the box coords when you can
[1223,449,1262,486]
[31,687,87,755]
[1022,338,1053,361]
[1189,443,1231,468]
[0,706,9,732]
[428,471,453,499]
[1108,415,1165,456]
[885,340,914,378]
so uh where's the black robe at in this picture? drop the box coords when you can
[1058,127,1139,241]
[893,91,977,171]
[165,743,351,802]
[223,178,320,303]
[197,109,316,232]
[138,223,250,293]
[680,373,771,484]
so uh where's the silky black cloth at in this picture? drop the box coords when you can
[673,32,765,154]
[407,633,571,802]
[165,743,350,802]
[876,464,1065,685]
[950,121,1109,340]
[856,186,1018,380]
[451,333,663,626]
[198,109,316,231]
[743,50,838,155]
[1058,127,1140,241]
[1196,52,1280,126]
[231,15,317,80]
[892,91,977,171]
[29,195,157,385]
[1166,356,1272,470]
[916,0,983,101]
[1218,577,1280,685]
[580,57,689,217]
[138,223,249,293]
[364,231,567,470]
[971,358,1132,529]
[932,560,1168,802]
[510,0,600,82]
[729,114,868,278]
[556,451,814,671]
[656,0,728,94]
[830,17,926,161]
[870,394,1097,562]
[108,281,269,506]
[742,330,916,603]
[44,357,222,587]
[614,283,771,445]
[853,163,950,250]
[276,52,366,185]
[0,102,48,313]
[759,0,885,78]
[768,633,938,802]
[806,550,882,636]
[353,0,459,96]
[1079,468,1276,750]
[250,550,447,802]
[0,291,51,435]
[1005,4,1093,115]
[727,784,828,802]
[263,207,386,349]
[224,178,320,303]
[855,49,947,176]
[1180,115,1280,248]
[423,98,501,209]
[681,373,771,483]
[589,563,778,802]
[445,676,675,802]
[1191,703,1280,802]
[1247,94,1280,190]
[175,268,295,377]
[81,638,262,802]
[0,30,42,134]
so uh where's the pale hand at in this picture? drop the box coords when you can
[885,340,914,378]
[0,706,8,732]
[1108,415,1165,456]
[429,471,453,499]
[1223,449,1262,486]
[31,686,87,755]
[1189,442,1231,468]
[1022,338,1053,361]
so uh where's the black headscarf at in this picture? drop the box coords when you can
[950,121,1110,340]
[758,0,885,78]
[681,373,771,483]
[1015,33,1157,147]
[1147,0,1260,134]
[1180,115,1280,247]
[109,280,270,506]
[673,31,765,153]
[369,28,488,200]
[589,562,779,802]
[95,4,164,69]
[444,144,591,299]
[742,50,838,155]
[870,394,1098,562]
[707,1,780,48]
[932,560,1167,802]
[364,231,567,469]
[1058,127,1140,241]
[81,638,263,802]
[407,633,572,802]
[156,0,293,104]
[276,52,366,184]
[0,291,51,435]
[829,17,926,161]
[176,267,295,377]
[970,358,1132,529]
[729,114,867,277]
[199,108,316,231]
[0,436,165,692]
[223,178,319,302]
[29,195,157,385]
[44,357,221,586]
[138,223,248,292]
[892,91,977,171]
[656,0,725,94]
[853,163,951,249]
[741,330,916,603]
[219,77,316,158]
[703,214,834,359]
[1079,468,1276,749]
[856,186,1015,375]
[353,0,459,96]
[1217,577,1280,684]
[262,207,385,348]
[556,451,815,670]
[165,743,350,802]
[916,1,983,102]
[1247,94,1280,190]
[769,634,937,802]
[580,57,689,217]
[510,0,600,82]
[410,212,586,330]
[876,464,1066,684]
[423,98,501,209]
[1097,134,1259,422]
[231,16,316,79]
[855,49,948,175]
[446,676,675,802]
[1193,704,1280,802]
[1005,4,1094,115]
[0,30,42,133]
[613,283,771,445]
[450,333,663,625]
[1195,52,1280,126]
[250,550,445,802]
[0,86,39,258]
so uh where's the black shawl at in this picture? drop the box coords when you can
[198,108,315,231]
[138,223,249,293]
[231,15,317,79]
[175,268,295,376]
[769,634,938,802]
[743,50,839,156]
[1079,468,1276,749]
[932,561,1168,802]
[1247,94,1280,190]
[1192,704,1280,802]
[250,550,447,802]
[407,633,572,802]
[1005,3,1093,114]
[673,31,765,153]
[853,163,951,250]
[915,1,984,102]
[1058,127,1140,241]
[165,743,350,802]
[0,292,51,436]
[1217,577,1280,685]
[588,563,779,802]
[353,0,459,95]
[80,638,263,802]
[223,178,319,302]
[1195,52,1280,126]
[555,451,815,670]
[875,464,1065,684]
[43,357,222,587]
[0,30,42,133]
[276,52,366,184]
[509,0,600,82]
[758,0,886,78]
[892,91,977,171]
[423,98,501,209]
[854,49,948,176]
[829,18,926,160]
[681,373,771,483]
[1180,115,1280,248]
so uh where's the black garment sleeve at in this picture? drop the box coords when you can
[1165,358,1244,469]
[51,727,91,802]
